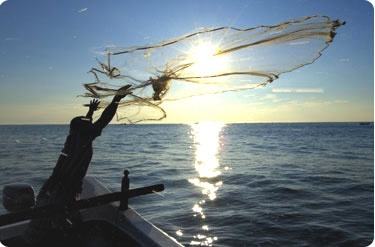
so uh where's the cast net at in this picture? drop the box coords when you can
[81,15,345,123]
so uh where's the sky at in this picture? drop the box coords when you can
[0,0,373,124]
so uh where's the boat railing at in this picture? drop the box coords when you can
[0,170,164,227]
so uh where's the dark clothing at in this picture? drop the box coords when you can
[38,124,101,203]
[39,99,119,203]
[24,99,121,246]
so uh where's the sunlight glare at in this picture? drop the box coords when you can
[190,122,224,180]
[189,42,228,76]
[188,121,224,246]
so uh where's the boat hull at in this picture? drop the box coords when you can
[0,176,183,247]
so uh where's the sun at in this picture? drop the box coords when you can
[188,41,229,76]
[191,43,218,65]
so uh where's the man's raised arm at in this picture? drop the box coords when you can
[94,84,132,130]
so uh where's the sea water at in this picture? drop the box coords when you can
[0,123,373,246]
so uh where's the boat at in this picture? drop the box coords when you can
[0,172,183,247]
[359,122,372,125]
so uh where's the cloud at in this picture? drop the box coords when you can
[244,93,256,98]
[0,0,7,6]
[282,99,349,109]
[334,100,348,104]
[5,37,18,41]
[261,94,277,100]
[259,93,284,103]
[272,88,324,93]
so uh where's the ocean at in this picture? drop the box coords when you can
[0,123,373,246]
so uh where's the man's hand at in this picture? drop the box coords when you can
[95,85,132,128]
[115,84,132,100]
[89,99,100,111]
[86,99,100,119]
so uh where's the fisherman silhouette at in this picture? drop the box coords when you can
[22,85,132,246]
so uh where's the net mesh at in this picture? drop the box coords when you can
[81,15,345,123]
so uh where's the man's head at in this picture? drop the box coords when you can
[70,116,93,135]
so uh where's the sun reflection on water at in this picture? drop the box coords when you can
[188,121,224,246]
